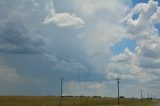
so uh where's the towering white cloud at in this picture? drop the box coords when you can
[108,0,160,85]
[126,0,158,39]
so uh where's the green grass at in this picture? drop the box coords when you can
[0,96,158,106]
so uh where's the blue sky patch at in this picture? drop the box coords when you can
[132,0,148,6]
[154,23,160,36]
[132,13,139,20]
[154,23,160,30]
[111,39,137,55]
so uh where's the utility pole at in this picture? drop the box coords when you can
[115,76,121,105]
[140,90,143,101]
[59,77,64,106]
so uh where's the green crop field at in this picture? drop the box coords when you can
[0,96,158,106]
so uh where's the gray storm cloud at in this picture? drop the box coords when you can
[0,0,47,54]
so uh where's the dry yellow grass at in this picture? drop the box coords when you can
[0,96,158,106]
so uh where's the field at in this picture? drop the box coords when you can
[0,96,158,106]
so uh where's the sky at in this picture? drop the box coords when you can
[0,0,160,98]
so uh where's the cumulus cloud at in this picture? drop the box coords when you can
[44,13,85,28]
[43,1,85,28]
[126,0,159,40]
[126,0,160,69]
[111,48,134,62]
[108,0,160,85]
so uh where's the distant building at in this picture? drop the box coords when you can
[120,96,125,98]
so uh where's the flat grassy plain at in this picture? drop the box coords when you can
[0,96,158,106]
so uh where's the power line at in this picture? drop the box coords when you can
[140,90,143,101]
[59,77,64,106]
[115,76,121,105]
